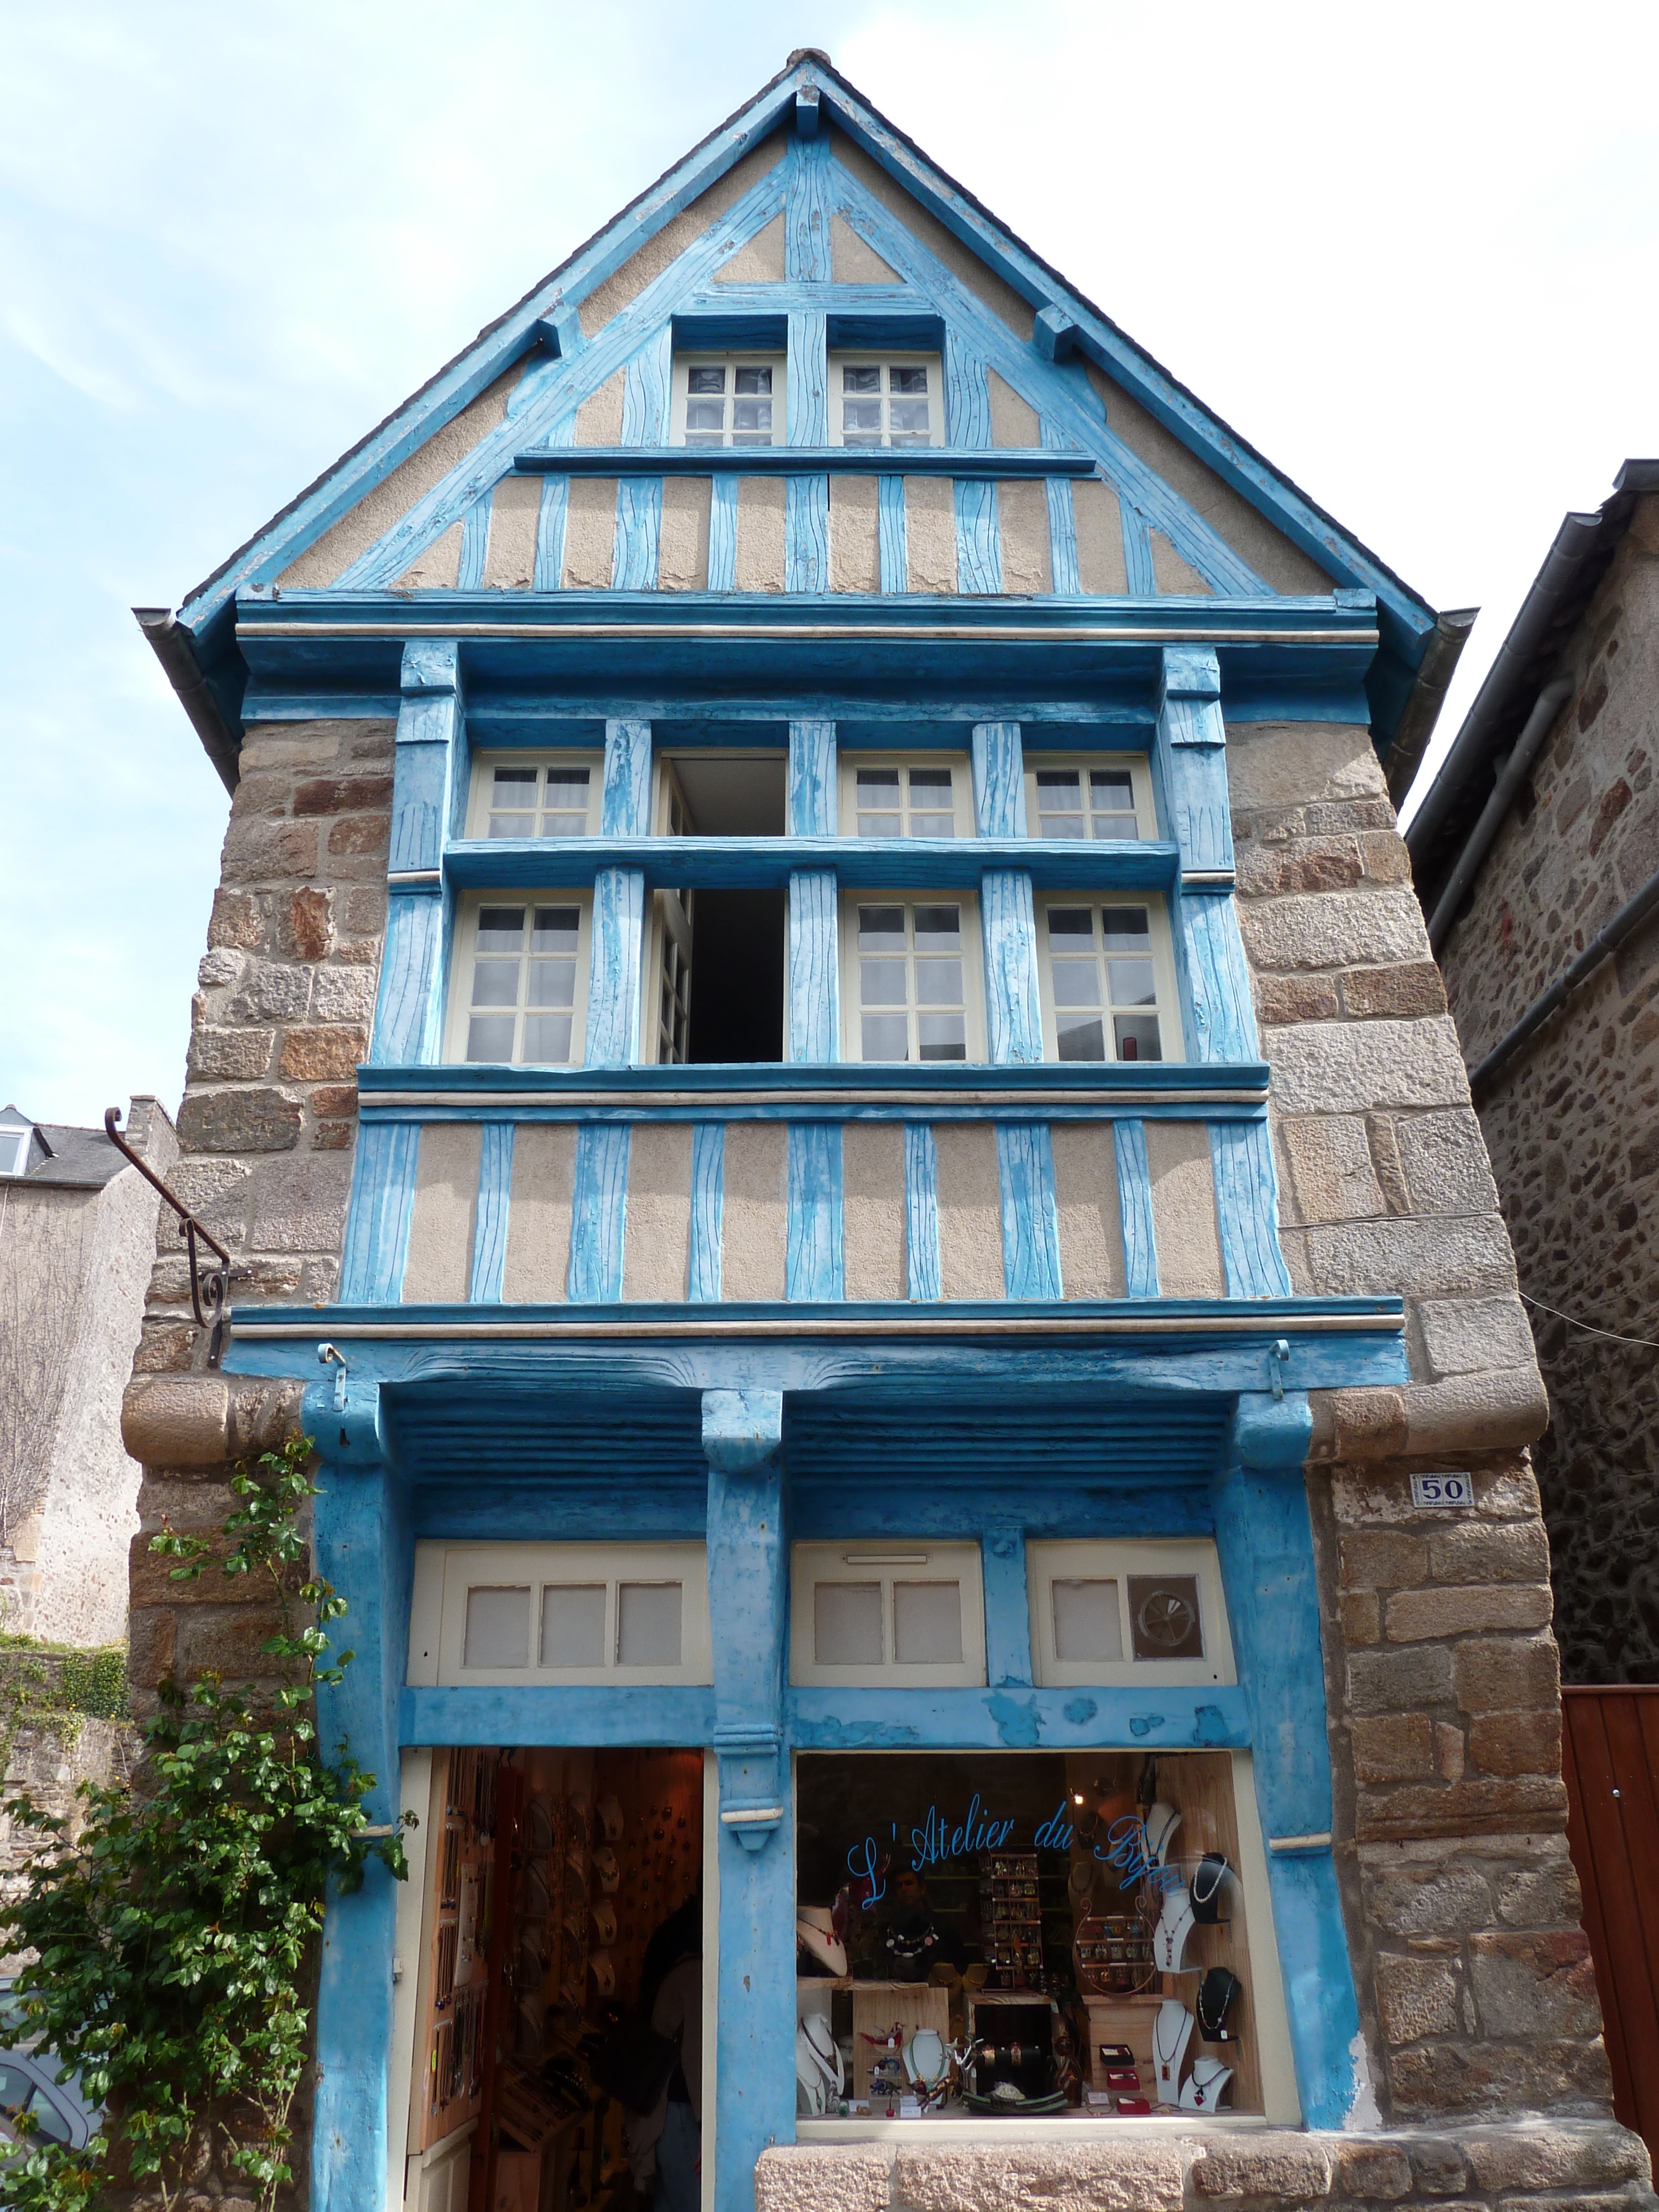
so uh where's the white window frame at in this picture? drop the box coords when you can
[1022,753,1158,843]
[827,350,945,449]
[465,750,603,841]
[1025,1539,1235,1687]
[408,1541,713,1688]
[790,1541,987,1688]
[444,891,592,1068]
[1035,893,1182,1066]
[671,352,786,448]
[837,752,971,840]
[839,890,987,1065]
[0,1126,32,1177]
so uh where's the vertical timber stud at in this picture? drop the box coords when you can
[785,132,830,594]
[303,1380,414,2212]
[587,719,652,1066]
[702,1390,795,2199]
[1213,1389,1363,2128]
[787,720,838,1061]
[973,723,1042,1065]
[371,640,465,1066]
[1154,646,1258,1065]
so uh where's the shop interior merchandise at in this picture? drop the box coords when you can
[794,1750,1261,2120]
[411,1747,703,2212]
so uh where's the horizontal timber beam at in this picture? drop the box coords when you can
[510,446,1099,478]
[443,833,1180,894]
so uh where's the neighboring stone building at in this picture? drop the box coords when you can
[118,54,1646,2212]
[0,1095,175,1644]
[1406,461,1659,1686]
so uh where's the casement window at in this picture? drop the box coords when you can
[842,896,984,1064]
[1037,898,1178,1064]
[672,353,785,447]
[1025,1540,1234,1688]
[408,1542,712,1687]
[839,754,968,839]
[1024,754,1156,842]
[446,894,590,1066]
[645,890,693,1065]
[828,352,943,448]
[790,1542,986,1687]
[466,752,602,840]
[0,1120,33,1177]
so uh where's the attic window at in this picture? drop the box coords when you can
[0,1122,33,1177]
[829,352,942,448]
[674,354,784,447]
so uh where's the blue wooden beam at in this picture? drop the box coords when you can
[1032,305,1078,362]
[510,446,1099,477]
[787,1683,1248,1749]
[370,641,464,1068]
[400,1684,716,1743]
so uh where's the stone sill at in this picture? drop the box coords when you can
[797,2114,1274,2143]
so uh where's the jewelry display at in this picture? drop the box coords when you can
[1097,2041,1134,2067]
[596,1793,623,1843]
[1142,1801,1182,1865]
[1197,1965,1241,2042]
[1151,1999,1194,2106]
[1115,2093,1153,2115]
[1179,2057,1233,2112]
[1153,1884,1198,1974]
[1190,1852,1230,1924]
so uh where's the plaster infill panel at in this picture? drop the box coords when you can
[827,128,1034,340]
[622,1123,693,1301]
[1151,529,1212,596]
[578,132,787,337]
[563,478,619,591]
[402,1122,482,1305]
[998,477,1052,596]
[933,1122,1004,1300]
[734,476,787,592]
[576,368,627,446]
[829,474,881,593]
[713,212,785,284]
[393,522,462,592]
[1144,1121,1226,1298]
[842,1121,905,1300]
[483,474,541,589]
[905,476,957,595]
[988,370,1039,450]
[721,1123,787,1300]
[1051,1123,1127,1299]
[502,1124,577,1302]
[830,211,897,284]
[658,477,712,591]
[1073,478,1128,594]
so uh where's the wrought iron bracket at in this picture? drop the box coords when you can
[105,1107,233,1366]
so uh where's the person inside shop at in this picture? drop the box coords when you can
[624,1893,702,2211]
[881,1866,966,1978]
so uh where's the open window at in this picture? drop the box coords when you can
[644,752,787,1065]
[446,895,591,1066]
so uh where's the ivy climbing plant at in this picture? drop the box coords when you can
[1,1434,409,2212]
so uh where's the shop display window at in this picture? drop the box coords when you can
[793,1749,1294,2127]
[1025,1541,1234,1688]
[408,1543,713,1688]
[790,1542,987,1687]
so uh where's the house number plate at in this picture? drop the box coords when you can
[1410,1471,1474,1509]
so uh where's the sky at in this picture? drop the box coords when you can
[3,0,1657,1125]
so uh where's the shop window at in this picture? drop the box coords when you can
[1026,1542,1233,1688]
[466,752,603,839]
[409,1542,712,1687]
[1036,898,1180,1065]
[827,353,943,448]
[672,353,785,446]
[838,754,969,839]
[794,1749,1295,2124]
[1024,754,1156,843]
[790,1542,986,1687]
[839,895,985,1064]
[446,894,591,1067]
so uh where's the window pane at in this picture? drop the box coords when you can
[917,1013,966,1060]
[1047,908,1093,946]
[861,1011,910,1060]
[913,957,962,1006]
[464,1586,530,1668]
[1051,964,1102,1008]
[543,812,588,838]
[477,907,526,951]
[910,813,954,839]
[687,366,725,393]
[545,768,589,806]
[527,961,576,1009]
[857,809,902,837]
[1102,907,1152,952]
[466,1014,517,1061]
[815,1580,883,1665]
[1057,1014,1107,1062]
[912,906,961,950]
[25,2088,72,2145]
[843,398,882,432]
[487,812,534,839]
[893,1581,962,1664]
[1108,958,1157,1008]
[890,399,930,436]
[1037,771,1082,805]
[685,399,725,431]
[857,905,905,951]
[843,364,880,393]
[1128,1574,1204,1662]
[1052,1579,1123,1663]
[617,1582,683,1666]
[1114,1014,1162,1062]
[889,432,931,449]
[540,1584,606,1667]
[732,399,773,434]
[522,1013,573,1062]
[734,365,772,394]
[684,431,724,448]
[471,961,520,1006]
[859,958,908,1006]
[909,768,952,796]
[531,907,581,952]
[890,366,928,394]
[493,767,536,793]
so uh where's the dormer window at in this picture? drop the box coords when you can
[0,1115,34,1177]
[672,354,784,447]
[830,353,942,448]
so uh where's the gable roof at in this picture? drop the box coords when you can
[149,51,1450,784]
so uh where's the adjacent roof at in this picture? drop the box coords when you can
[0,1105,129,1189]
[1406,460,1659,920]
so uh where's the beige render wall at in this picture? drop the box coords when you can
[1439,498,1659,1680]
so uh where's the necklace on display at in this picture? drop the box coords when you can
[1179,2057,1233,2112]
[1151,1999,1193,2105]
[1197,1965,1241,2041]
[1190,1852,1230,1923]
[1155,1884,1197,1973]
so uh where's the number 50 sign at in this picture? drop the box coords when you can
[1410,1471,1474,1509]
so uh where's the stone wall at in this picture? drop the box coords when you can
[1438,495,1659,1682]
[1224,719,1606,2122]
